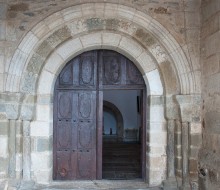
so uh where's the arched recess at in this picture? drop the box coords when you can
[4,2,199,187]
[103,100,124,141]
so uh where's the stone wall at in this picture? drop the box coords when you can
[0,0,202,188]
[199,0,220,189]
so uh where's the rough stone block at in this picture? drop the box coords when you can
[53,26,71,42]
[80,33,102,49]
[189,159,198,172]
[15,154,22,172]
[190,134,202,147]
[136,52,156,74]
[30,121,52,137]
[62,6,82,22]
[56,38,82,60]
[0,121,8,135]
[31,152,52,171]
[0,157,8,172]
[102,32,121,47]
[203,54,219,77]
[37,95,52,105]
[149,105,166,123]
[144,69,163,95]
[0,136,8,158]
[0,3,6,19]
[185,12,200,28]
[36,41,53,59]
[205,111,220,134]
[32,170,52,184]
[148,169,166,186]
[36,105,51,122]
[175,157,182,170]
[209,169,219,184]
[27,53,44,75]
[190,123,202,134]
[20,105,34,121]
[117,5,135,20]
[149,132,167,145]
[0,21,6,40]
[81,3,95,17]
[190,147,200,158]
[16,136,22,154]
[205,30,220,57]
[44,12,64,30]
[36,137,52,152]
[119,36,143,59]
[38,70,55,95]
[18,31,39,55]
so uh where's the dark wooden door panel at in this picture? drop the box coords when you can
[54,50,146,180]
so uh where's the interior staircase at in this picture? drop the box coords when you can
[102,141,141,180]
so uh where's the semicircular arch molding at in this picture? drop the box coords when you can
[5,2,197,95]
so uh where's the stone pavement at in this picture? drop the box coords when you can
[2,179,162,190]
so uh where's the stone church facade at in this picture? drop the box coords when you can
[0,0,219,189]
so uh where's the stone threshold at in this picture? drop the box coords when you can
[4,179,163,190]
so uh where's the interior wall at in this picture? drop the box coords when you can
[199,0,220,189]
[103,111,117,135]
[104,90,139,130]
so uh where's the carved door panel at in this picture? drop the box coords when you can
[54,50,146,181]
[54,90,97,180]
[99,51,145,89]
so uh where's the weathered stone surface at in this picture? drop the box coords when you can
[36,137,52,152]
[5,104,19,120]
[0,120,8,135]
[20,72,37,94]
[26,53,44,75]
[20,105,34,121]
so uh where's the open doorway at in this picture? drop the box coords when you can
[102,90,143,179]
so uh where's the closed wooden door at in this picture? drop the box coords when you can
[53,51,97,180]
[53,50,146,180]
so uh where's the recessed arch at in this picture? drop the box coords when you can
[4,2,198,95]
[103,100,124,141]
[5,2,199,187]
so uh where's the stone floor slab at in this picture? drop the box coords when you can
[15,180,162,190]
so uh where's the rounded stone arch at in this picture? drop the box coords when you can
[103,100,124,141]
[5,3,198,95]
[4,2,199,187]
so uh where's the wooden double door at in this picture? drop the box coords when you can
[53,50,146,180]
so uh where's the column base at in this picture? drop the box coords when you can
[163,177,178,190]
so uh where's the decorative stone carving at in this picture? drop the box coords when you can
[20,105,34,121]
[26,53,44,75]
[54,26,71,42]
[35,41,52,59]
[135,28,156,47]
[46,33,61,48]
[86,18,105,30]
[151,45,167,63]
[5,104,19,120]
[68,19,87,35]
[20,72,37,94]
[118,21,137,35]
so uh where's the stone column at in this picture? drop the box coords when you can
[167,119,175,178]
[22,120,31,180]
[182,122,190,189]
[8,119,16,178]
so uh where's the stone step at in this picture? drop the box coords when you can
[8,180,162,190]
[102,171,141,179]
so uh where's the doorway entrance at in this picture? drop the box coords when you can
[53,50,146,180]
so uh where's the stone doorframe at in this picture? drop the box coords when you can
[3,2,201,187]
[103,100,124,141]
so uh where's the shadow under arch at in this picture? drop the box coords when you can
[103,100,124,141]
